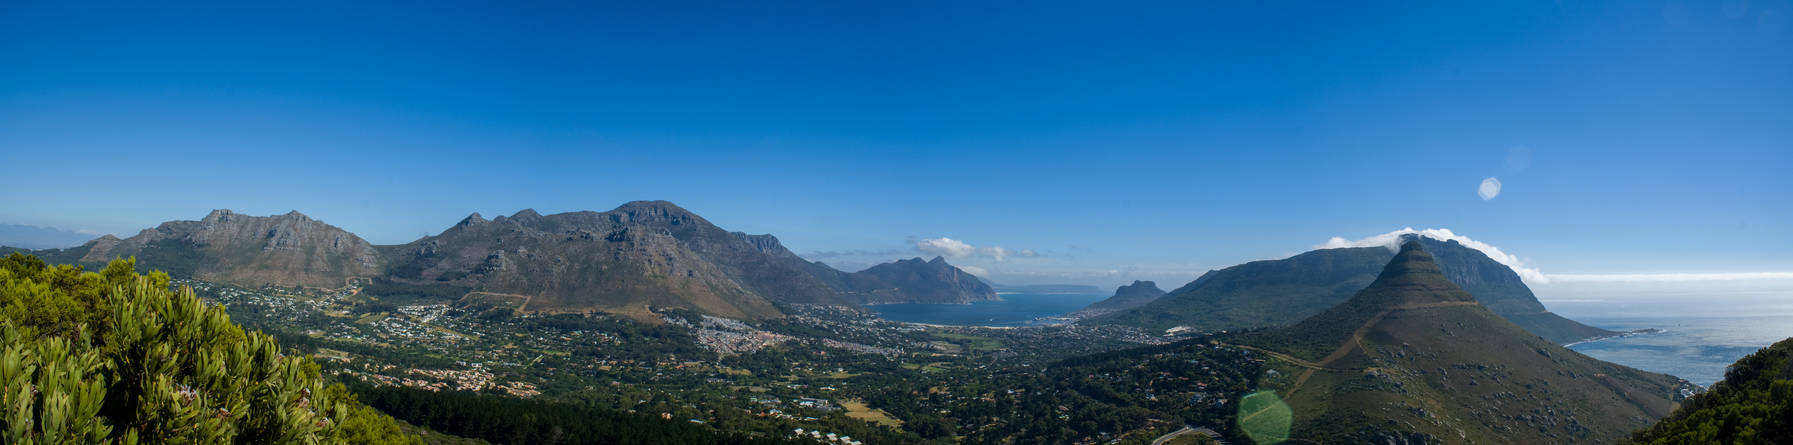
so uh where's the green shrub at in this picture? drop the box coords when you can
[0,253,422,444]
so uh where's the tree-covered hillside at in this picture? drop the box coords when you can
[1632,337,1793,444]
[0,252,419,444]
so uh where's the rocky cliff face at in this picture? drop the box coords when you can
[76,209,383,288]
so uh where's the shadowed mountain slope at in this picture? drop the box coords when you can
[1086,236,1614,344]
[1232,242,1683,444]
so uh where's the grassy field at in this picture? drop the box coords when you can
[929,331,1003,353]
[839,399,903,428]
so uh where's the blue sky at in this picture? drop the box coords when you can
[2,1,1789,288]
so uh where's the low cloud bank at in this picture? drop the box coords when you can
[1548,272,1793,283]
[1321,227,1549,284]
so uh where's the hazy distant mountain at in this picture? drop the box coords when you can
[1070,280,1165,317]
[0,223,97,249]
[63,209,385,288]
[842,257,1000,304]
[1232,241,1680,443]
[1086,236,1615,344]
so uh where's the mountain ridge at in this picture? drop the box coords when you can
[33,202,997,320]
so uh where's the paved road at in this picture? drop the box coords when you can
[1150,425,1227,445]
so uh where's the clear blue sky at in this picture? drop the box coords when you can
[2,1,1789,287]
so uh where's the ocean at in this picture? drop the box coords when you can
[870,292,1108,327]
[1545,295,1793,387]
[1563,315,1793,387]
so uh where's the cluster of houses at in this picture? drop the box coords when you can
[790,428,861,445]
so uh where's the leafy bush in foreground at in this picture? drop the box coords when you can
[0,253,420,444]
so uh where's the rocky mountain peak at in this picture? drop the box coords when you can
[608,200,702,227]
[734,233,788,255]
[203,209,237,223]
[1360,241,1475,307]
[458,212,488,226]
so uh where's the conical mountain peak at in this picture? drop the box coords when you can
[1356,240,1476,307]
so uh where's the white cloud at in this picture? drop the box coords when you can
[914,237,975,258]
[1321,227,1549,284]
[913,237,1038,263]
[958,265,990,277]
[1478,177,1502,200]
[1548,272,1793,283]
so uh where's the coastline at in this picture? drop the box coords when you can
[1563,328,1665,348]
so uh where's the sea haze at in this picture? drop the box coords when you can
[871,292,1107,327]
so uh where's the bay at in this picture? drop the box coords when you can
[871,292,1107,327]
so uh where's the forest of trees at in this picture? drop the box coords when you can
[349,383,803,445]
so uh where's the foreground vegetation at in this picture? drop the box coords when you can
[0,253,418,444]
[1632,337,1793,444]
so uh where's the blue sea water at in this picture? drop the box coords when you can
[871,292,1107,327]
[1535,282,1793,387]
[1563,315,1793,387]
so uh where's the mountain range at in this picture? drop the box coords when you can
[1231,241,1682,443]
[6,201,996,320]
[1081,236,1615,344]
